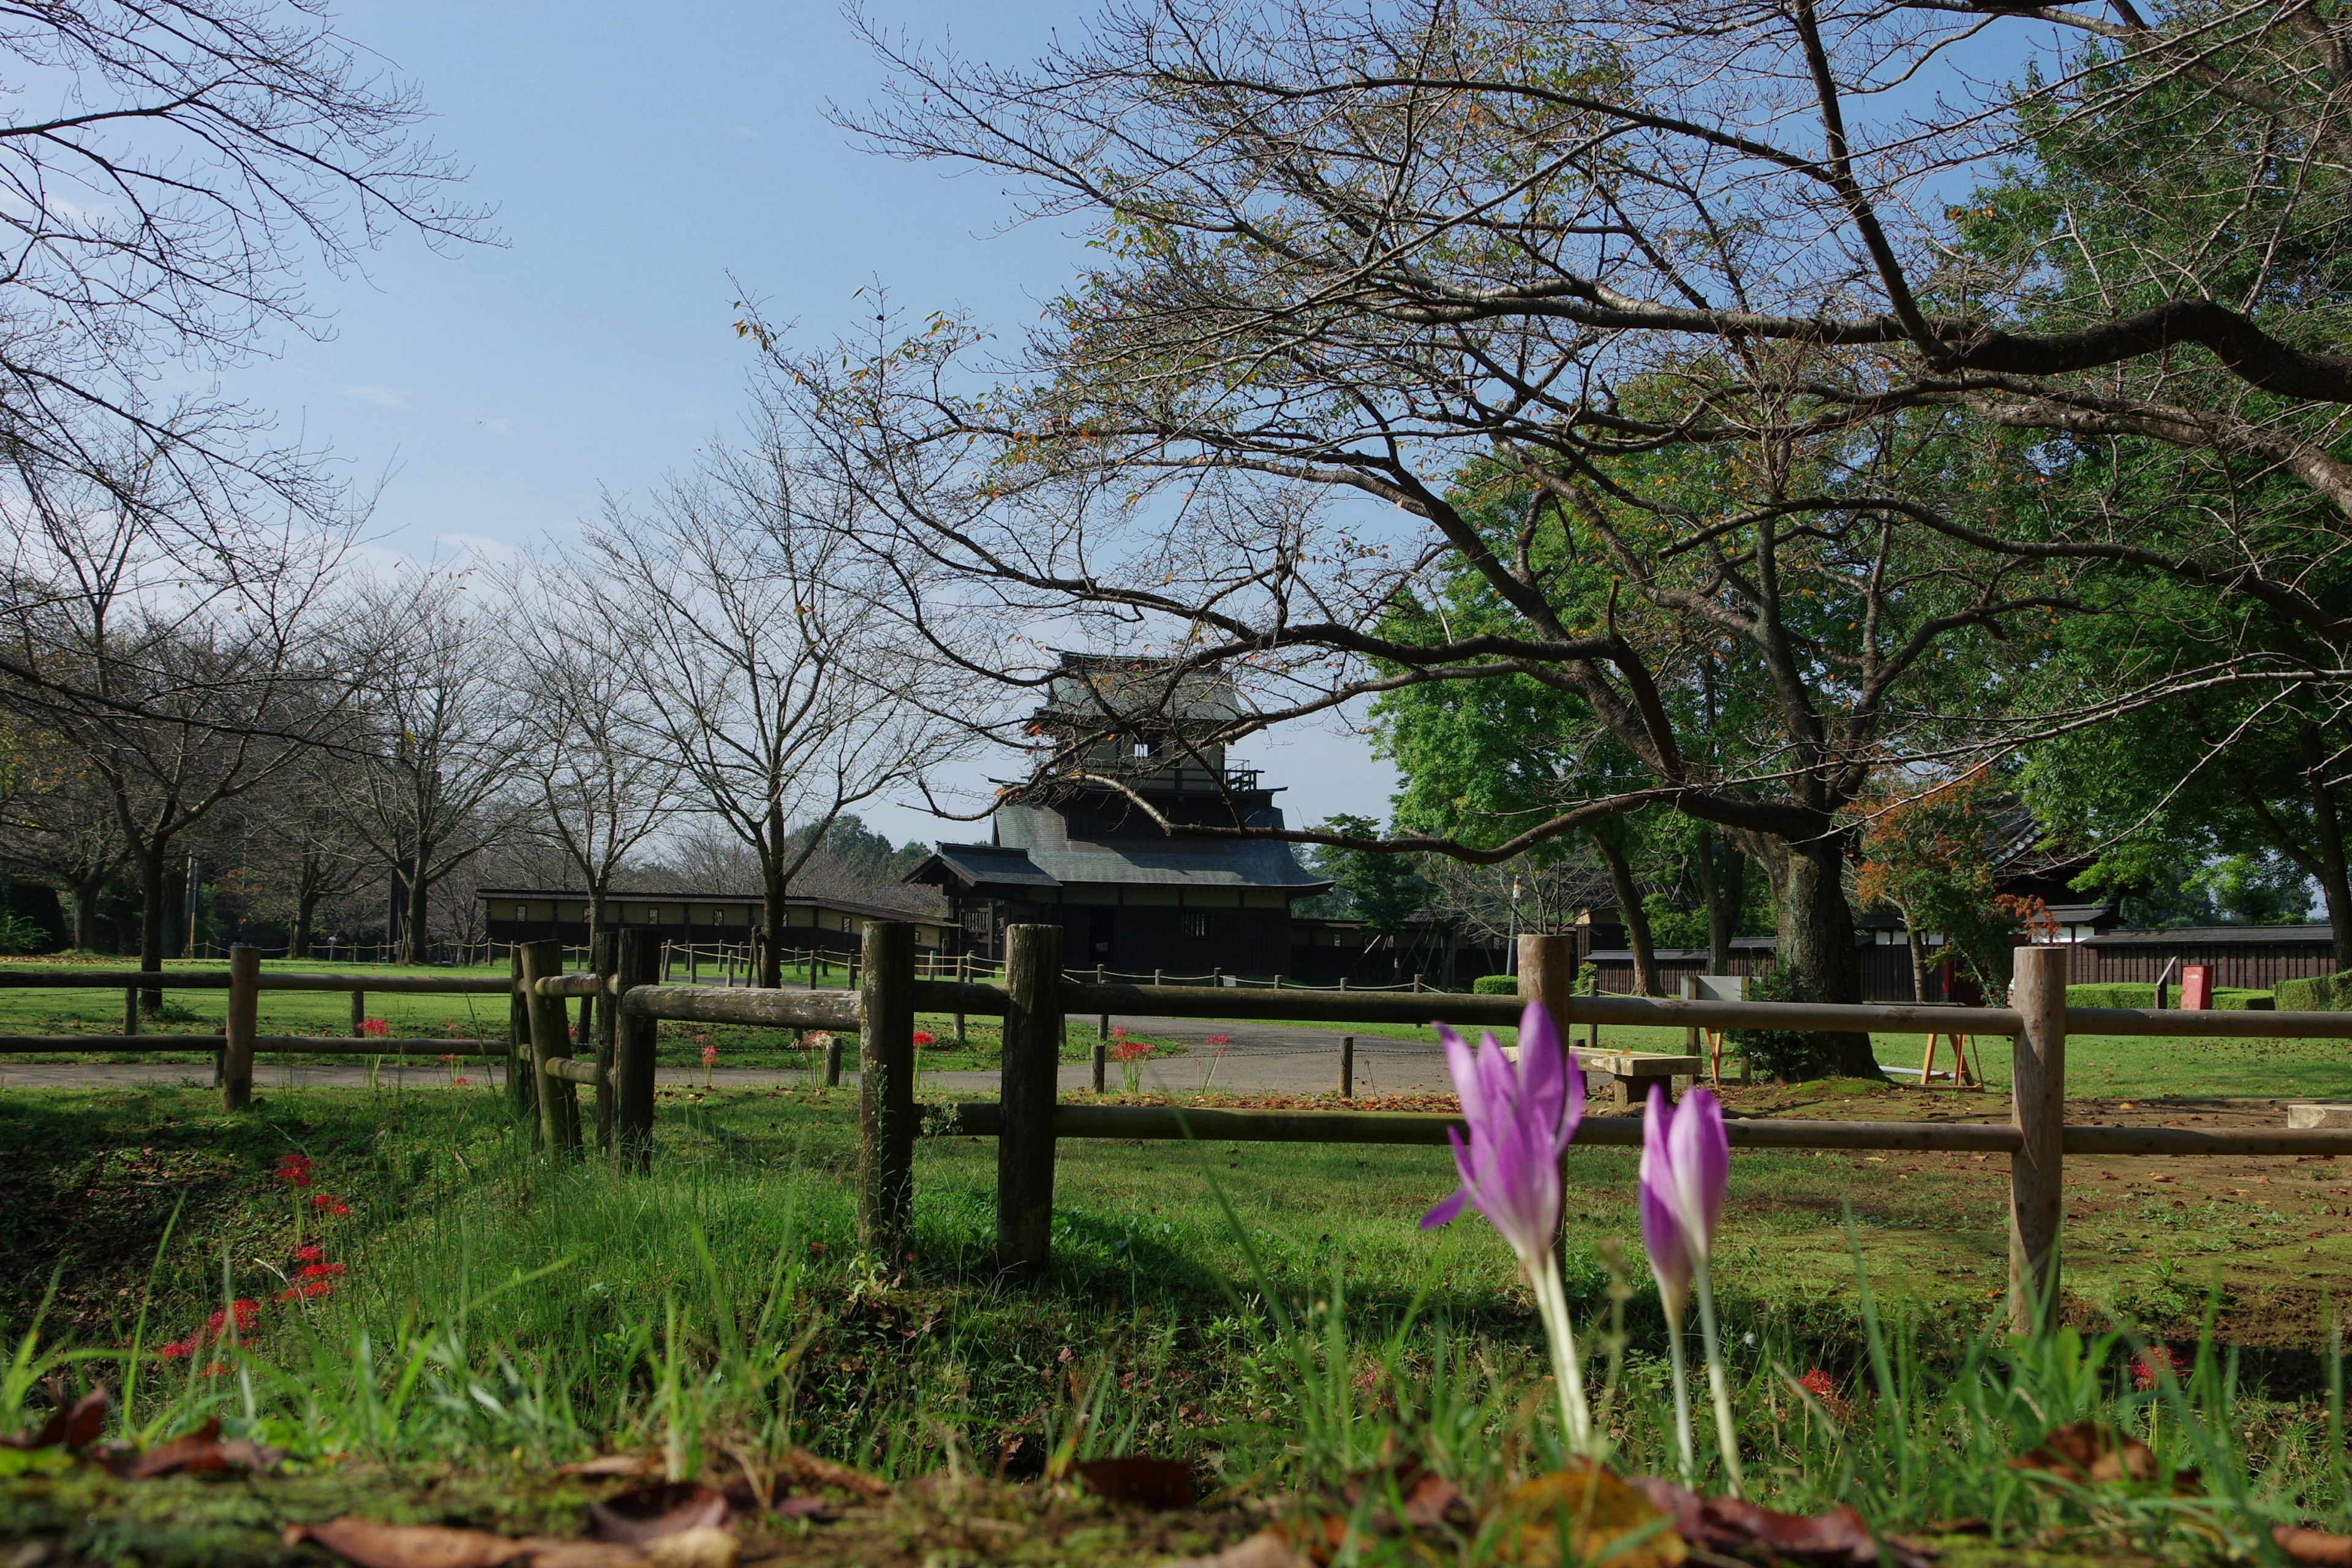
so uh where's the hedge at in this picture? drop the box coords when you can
[2064,982,2275,1011]
[1472,974,1517,995]
[2277,971,2352,1012]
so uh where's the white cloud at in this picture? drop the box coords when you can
[339,384,410,408]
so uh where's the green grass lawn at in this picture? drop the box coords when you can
[7,1079,2352,1564]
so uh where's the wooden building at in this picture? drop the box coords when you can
[906,653,1330,976]
[477,888,951,954]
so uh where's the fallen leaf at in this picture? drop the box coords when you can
[1629,1477,1933,1568]
[1163,1532,1316,1568]
[1,1383,108,1452]
[2277,1525,2352,1566]
[284,1518,538,1568]
[1074,1455,1199,1509]
[587,1482,729,1545]
[113,1417,282,1478]
[777,1446,889,1498]
[2010,1421,2197,1489]
[557,1455,666,1479]
[1495,1463,1687,1568]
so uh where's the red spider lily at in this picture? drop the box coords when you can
[453,1076,470,1086]
[438,1052,458,1066]
[311,1194,349,1215]
[277,1278,334,1302]
[358,1018,391,1038]
[1110,1025,1127,1039]
[1114,1039,1154,1062]
[199,1300,260,1338]
[700,1044,718,1066]
[912,1030,935,1046]
[274,1153,314,1188]
[1799,1369,1835,1401]
[295,1245,323,1262]
[1205,1034,1231,1046]
[299,1262,346,1280]
[157,1338,197,1359]
[2133,1346,2182,1391]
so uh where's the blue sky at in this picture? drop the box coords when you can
[224,0,1400,848]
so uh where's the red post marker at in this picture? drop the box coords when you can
[2180,963,2214,1011]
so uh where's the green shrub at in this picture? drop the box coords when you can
[2278,970,2352,1011]
[1726,963,1836,1080]
[2067,982,2274,1010]
[1471,974,1518,995]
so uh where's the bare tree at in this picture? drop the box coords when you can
[0,729,129,950]
[0,454,353,995]
[754,0,2352,1071]
[499,561,685,948]
[589,437,963,986]
[338,565,526,964]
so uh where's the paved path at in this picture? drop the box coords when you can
[0,1016,1454,1097]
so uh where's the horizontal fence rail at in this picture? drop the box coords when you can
[0,1036,507,1057]
[932,1102,2352,1157]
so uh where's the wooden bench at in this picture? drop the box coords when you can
[1578,1049,1706,1108]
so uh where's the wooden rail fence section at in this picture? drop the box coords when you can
[620,925,2352,1330]
[15,930,2352,1327]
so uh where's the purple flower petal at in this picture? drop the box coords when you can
[1665,1085,1730,1257]
[1639,1084,1693,1310]
[1422,1187,1470,1229]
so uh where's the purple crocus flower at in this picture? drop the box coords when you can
[1640,1081,1741,1494]
[1642,1082,1728,1276]
[1420,999,1584,1260]
[1638,1089,1694,1317]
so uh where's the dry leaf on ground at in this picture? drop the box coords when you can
[775,1446,889,1498]
[556,1455,666,1480]
[586,1482,729,1545]
[2010,1421,2199,1491]
[2277,1526,2352,1567]
[1072,1456,1199,1510]
[1628,1477,1933,1568]
[1490,1463,1688,1568]
[1163,1531,1317,1568]
[110,1417,281,1478]
[284,1518,540,1568]
[1,1382,107,1452]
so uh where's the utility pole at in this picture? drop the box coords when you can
[1504,876,1522,976]
[185,856,202,959]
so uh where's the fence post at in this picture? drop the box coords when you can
[507,947,537,1133]
[350,987,365,1036]
[591,930,619,1152]
[824,1035,843,1087]
[1096,964,1109,1041]
[858,921,917,1258]
[954,951,968,1044]
[2008,944,2068,1334]
[519,939,580,1155]
[123,987,138,1036]
[1091,1036,1107,1095]
[223,943,258,1110]
[615,929,660,1173]
[999,922,1065,1276]
[1341,1035,1355,1100]
[1517,933,1575,1027]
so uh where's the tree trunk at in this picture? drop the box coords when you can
[291,889,320,960]
[402,850,431,965]
[2305,730,2352,972]
[588,888,608,957]
[1695,827,1736,973]
[135,842,169,1011]
[760,859,786,989]
[1773,836,1881,1079]
[70,875,105,952]
[1905,921,1929,1003]
[1590,829,1662,997]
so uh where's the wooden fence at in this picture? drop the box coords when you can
[15,927,2352,1333]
